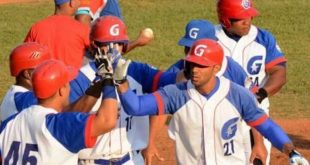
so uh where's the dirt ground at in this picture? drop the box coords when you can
[153,119,310,165]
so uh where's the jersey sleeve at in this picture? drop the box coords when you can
[14,92,38,112]
[45,113,97,153]
[69,71,92,103]
[100,0,123,20]
[224,57,248,86]
[119,82,188,116]
[166,59,184,73]
[127,61,177,93]
[153,82,189,115]
[226,82,268,125]
[256,29,287,70]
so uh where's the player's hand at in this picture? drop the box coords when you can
[250,143,267,165]
[94,48,113,80]
[113,58,131,84]
[289,150,309,165]
[142,143,164,165]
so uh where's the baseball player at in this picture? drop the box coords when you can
[215,0,287,163]
[144,19,267,164]
[0,42,111,122]
[75,0,122,25]
[0,59,118,164]
[117,39,309,165]
[69,16,181,164]
[75,0,154,55]
[0,42,51,122]
[24,0,90,69]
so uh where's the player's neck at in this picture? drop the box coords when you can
[196,77,217,95]
[15,78,32,90]
[38,97,64,113]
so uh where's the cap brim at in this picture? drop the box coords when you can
[178,38,194,47]
[185,55,215,67]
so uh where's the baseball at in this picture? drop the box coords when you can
[142,28,154,39]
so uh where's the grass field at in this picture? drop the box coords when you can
[0,0,309,118]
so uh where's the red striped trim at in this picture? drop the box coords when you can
[265,57,287,70]
[152,71,163,92]
[247,114,268,127]
[84,114,97,148]
[153,92,164,115]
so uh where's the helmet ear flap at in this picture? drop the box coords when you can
[220,17,231,29]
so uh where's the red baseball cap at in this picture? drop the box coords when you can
[185,39,224,66]
[32,60,77,99]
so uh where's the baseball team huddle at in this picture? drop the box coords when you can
[0,0,309,164]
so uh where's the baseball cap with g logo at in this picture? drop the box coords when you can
[178,20,217,47]
[185,39,223,67]
[90,16,128,44]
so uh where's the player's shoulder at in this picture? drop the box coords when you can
[228,81,255,101]
[160,81,188,97]
[255,26,277,44]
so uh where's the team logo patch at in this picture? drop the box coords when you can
[221,117,239,140]
[189,28,200,39]
[110,24,120,36]
[194,44,207,56]
[241,0,251,9]
[247,56,263,75]
[30,51,41,59]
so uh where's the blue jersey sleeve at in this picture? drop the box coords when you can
[45,113,96,153]
[100,0,123,20]
[223,57,247,86]
[166,59,184,73]
[127,61,177,93]
[14,92,38,112]
[119,82,189,116]
[154,82,189,114]
[226,82,268,124]
[69,71,92,103]
[254,118,291,151]
[256,28,287,70]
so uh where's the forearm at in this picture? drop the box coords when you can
[65,95,98,113]
[92,85,118,137]
[264,65,286,96]
[251,128,264,146]
[149,115,169,145]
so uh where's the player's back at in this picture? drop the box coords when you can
[0,105,79,164]
[24,15,90,69]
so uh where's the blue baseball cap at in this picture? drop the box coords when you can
[178,20,217,47]
[54,0,70,5]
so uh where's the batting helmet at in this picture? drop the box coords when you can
[10,42,51,77]
[32,60,77,99]
[90,16,129,44]
[185,39,223,67]
[217,0,259,29]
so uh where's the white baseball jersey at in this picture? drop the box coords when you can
[155,77,267,165]
[70,61,176,160]
[215,25,286,113]
[0,105,96,164]
[0,85,37,122]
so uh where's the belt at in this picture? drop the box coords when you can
[94,153,130,165]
